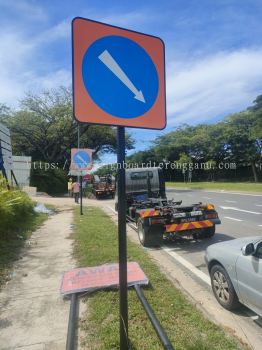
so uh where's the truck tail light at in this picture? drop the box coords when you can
[205,213,218,219]
[150,218,164,225]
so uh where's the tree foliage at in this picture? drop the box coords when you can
[127,95,262,182]
[0,87,134,166]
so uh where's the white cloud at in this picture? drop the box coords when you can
[0,0,47,21]
[167,48,262,125]
[31,69,71,91]
[37,19,71,43]
[0,22,71,106]
[99,11,159,29]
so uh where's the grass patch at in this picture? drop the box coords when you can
[73,207,246,350]
[167,181,262,192]
[0,209,50,288]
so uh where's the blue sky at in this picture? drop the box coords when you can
[0,0,262,166]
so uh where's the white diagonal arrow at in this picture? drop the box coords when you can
[76,154,88,168]
[98,49,146,103]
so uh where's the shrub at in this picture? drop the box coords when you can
[30,162,67,195]
[0,175,34,236]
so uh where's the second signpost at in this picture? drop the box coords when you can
[70,147,93,215]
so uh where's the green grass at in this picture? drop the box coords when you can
[167,181,262,192]
[73,207,246,350]
[0,209,51,288]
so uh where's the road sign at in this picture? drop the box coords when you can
[61,262,148,295]
[72,17,166,129]
[70,148,92,171]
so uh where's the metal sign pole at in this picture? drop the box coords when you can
[77,124,82,215]
[117,126,128,349]
[80,171,83,215]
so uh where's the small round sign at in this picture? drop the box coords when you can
[82,35,159,119]
[73,150,91,169]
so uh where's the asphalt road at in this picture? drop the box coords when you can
[164,188,262,275]
[106,189,262,320]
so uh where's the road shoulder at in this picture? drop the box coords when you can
[103,204,262,350]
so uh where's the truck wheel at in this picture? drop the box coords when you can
[137,218,163,248]
[203,225,215,238]
[210,264,240,310]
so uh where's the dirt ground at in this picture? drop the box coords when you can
[0,202,74,350]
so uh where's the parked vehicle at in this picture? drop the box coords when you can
[205,237,262,316]
[92,174,115,199]
[115,167,221,247]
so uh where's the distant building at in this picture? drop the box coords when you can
[0,122,31,187]
[12,156,31,187]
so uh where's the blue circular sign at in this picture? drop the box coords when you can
[82,35,159,119]
[73,151,91,169]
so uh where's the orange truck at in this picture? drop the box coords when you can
[92,174,116,199]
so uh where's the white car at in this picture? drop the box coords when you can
[205,236,262,316]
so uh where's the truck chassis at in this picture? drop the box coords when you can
[126,197,221,247]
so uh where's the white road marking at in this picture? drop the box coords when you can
[225,200,237,203]
[166,188,262,197]
[219,206,261,215]
[244,309,260,321]
[162,245,211,286]
[258,225,262,227]
[256,205,262,207]
[224,216,243,222]
[202,196,212,200]
[204,190,262,197]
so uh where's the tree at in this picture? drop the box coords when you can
[0,87,134,166]
[248,95,262,111]
[123,95,262,182]
[223,111,260,182]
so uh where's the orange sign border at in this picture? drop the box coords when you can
[72,17,166,130]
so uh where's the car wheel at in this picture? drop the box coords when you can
[210,264,240,310]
